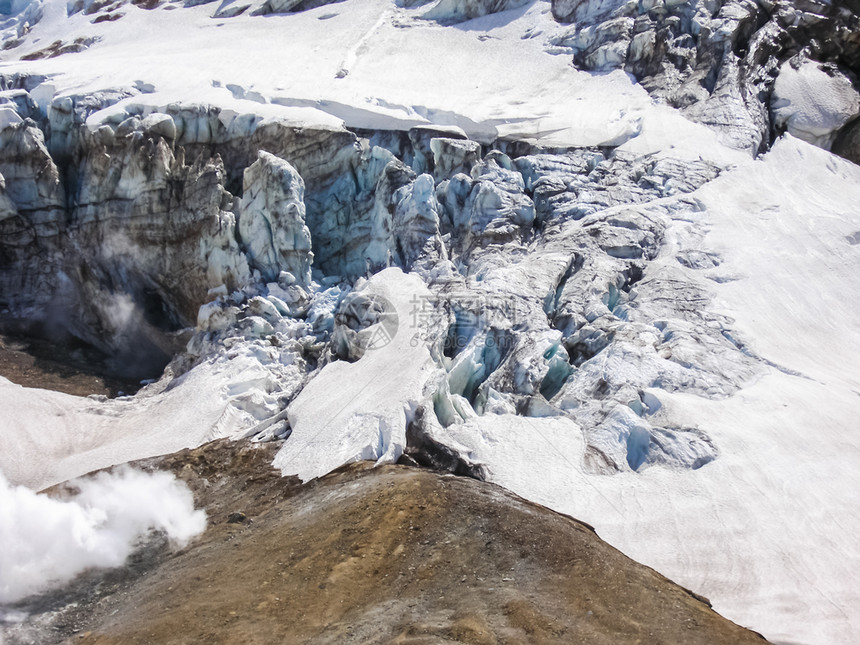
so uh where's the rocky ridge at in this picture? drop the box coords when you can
[0,440,771,645]
[549,0,860,156]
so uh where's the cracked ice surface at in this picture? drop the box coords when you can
[434,138,860,645]
[273,268,445,481]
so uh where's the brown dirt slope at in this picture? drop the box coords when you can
[13,440,770,645]
[0,334,139,397]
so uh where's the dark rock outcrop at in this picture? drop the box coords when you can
[833,113,860,164]
[551,0,860,157]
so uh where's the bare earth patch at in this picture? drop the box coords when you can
[0,334,141,397]
[3,440,769,644]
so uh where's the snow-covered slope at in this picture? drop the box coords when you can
[0,0,744,152]
[436,137,860,645]
[1,1,859,644]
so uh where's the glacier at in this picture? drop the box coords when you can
[0,0,859,643]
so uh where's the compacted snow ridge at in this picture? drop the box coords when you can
[0,0,859,643]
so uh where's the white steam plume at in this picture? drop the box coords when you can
[0,467,207,604]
